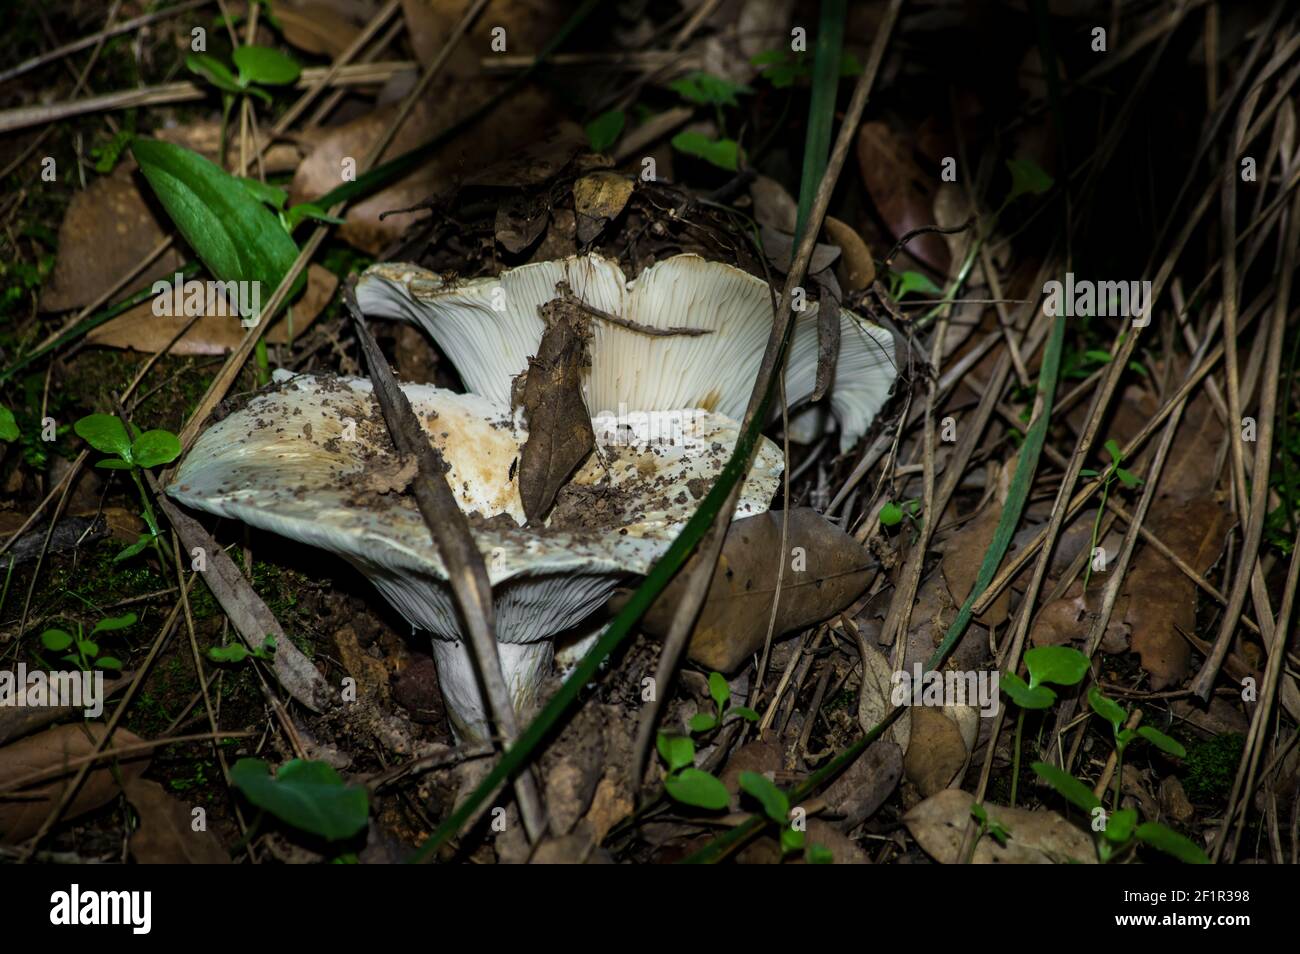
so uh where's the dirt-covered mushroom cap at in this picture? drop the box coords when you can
[356,253,896,451]
[166,373,782,739]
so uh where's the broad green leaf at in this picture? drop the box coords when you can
[664,768,730,810]
[1024,645,1089,689]
[1087,685,1127,733]
[186,54,243,94]
[738,771,788,824]
[806,842,834,863]
[896,270,941,298]
[209,644,253,663]
[232,45,301,86]
[668,71,751,107]
[1135,822,1209,864]
[131,139,304,316]
[728,705,760,722]
[92,612,137,635]
[96,656,123,670]
[708,671,730,712]
[585,109,625,152]
[688,712,718,734]
[670,131,739,171]
[96,459,134,470]
[0,406,17,442]
[230,758,369,840]
[75,413,132,460]
[656,733,695,773]
[1031,762,1101,813]
[1006,157,1054,203]
[1115,467,1142,489]
[1000,672,1056,709]
[239,177,288,209]
[1137,726,1186,758]
[40,628,73,652]
[780,826,805,854]
[131,429,182,468]
[1102,807,1138,844]
[879,501,904,526]
[77,640,99,658]
[1104,439,1123,463]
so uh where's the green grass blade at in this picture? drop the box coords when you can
[793,0,845,242]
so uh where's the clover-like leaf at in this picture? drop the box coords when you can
[1024,645,1090,689]
[131,429,182,468]
[75,413,132,461]
[1000,672,1057,709]
[671,131,739,171]
[230,758,368,840]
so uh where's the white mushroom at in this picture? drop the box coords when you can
[356,253,896,451]
[167,373,782,741]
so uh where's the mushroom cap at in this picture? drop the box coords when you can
[356,253,896,451]
[166,373,783,645]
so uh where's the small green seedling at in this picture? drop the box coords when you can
[737,770,826,862]
[1000,645,1090,710]
[750,48,861,88]
[235,177,343,234]
[879,498,921,528]
[187,44,300,159]
[74,414,181,562]
[687,671,760,734]
[40,612,136,672]
[666,71,751,171]
[1079,439,1142,589]
[886,270,942,301]
[208,635,277,664]
[1086,683,1185,805]
[969,802,1010,849]
[656,732,729,810]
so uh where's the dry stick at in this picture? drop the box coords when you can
[341,284,545,844]
[0,62,417,133]
[630,5,900,786]
[20,575,197,858]
[1192,181,1299,699]
[1216,520,1300,861]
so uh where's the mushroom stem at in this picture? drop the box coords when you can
[431,638,554,744]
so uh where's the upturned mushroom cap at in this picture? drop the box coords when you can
[166,373,783,737]
[356,253,896,451]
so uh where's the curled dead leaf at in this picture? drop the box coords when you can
[905,788,1097,864]
[573,172,634,245]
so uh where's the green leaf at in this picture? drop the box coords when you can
[668,71,751,107]
[1087,685,1127,733]
[91,612,137,635]
[1104,439,1123,464]
[238,176,288,209]
[708,671,730,712]
[1137,726,1186,758]
[664,768,730,810]
[209,644,253,663]
[1031,761,1101,813]
[688,712,718,734]
[113,534,153,563]
[1101,807,1138,844]
[1134,822,1209,864]
[77,640,100,658]
[1000,672,1056,709]
[806,842,834,863]
[75,413,132,461]
[780,826,805,855]
[1006,157,1054,203]
[0,406,17,442]
[656,733,695,773]
[284,202,345,231]
[879,501,904,526]
[1114,467,1142,489]
[670,131,739,171]
[96,656,123,670]
[230,758,369,840]
[232,45,301,87]
[584,109,625,152]
[130,139,304,316]
[130,429,182,468]
[96,459,135,470]
[1079,468,1099,477]
[896,270,942,298]
[738,771,788,824]
[186,54,243,94]
[40,628,74,652]
[1083,349,1112,364]
[728,705,760,722]
[1024,645,1089,689]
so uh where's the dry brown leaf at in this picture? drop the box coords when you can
[39,173,185,313]
[517,289,595,523]
[822,215,876,292]
[627,509,875,673]
[857,640,910,749]
[1124,498,1232,688]
[86,264,336,355]
[821,740,901,830]
[0,723,149,844]
[719,739,782,810]
[274,1,360,57]
[749,174,797,233]
[573,172,633,244]
[902,705,970,797]
[495,193,550,254]
[905,789,1097,864]
[855,121,949,274]
[123,778,229,864]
